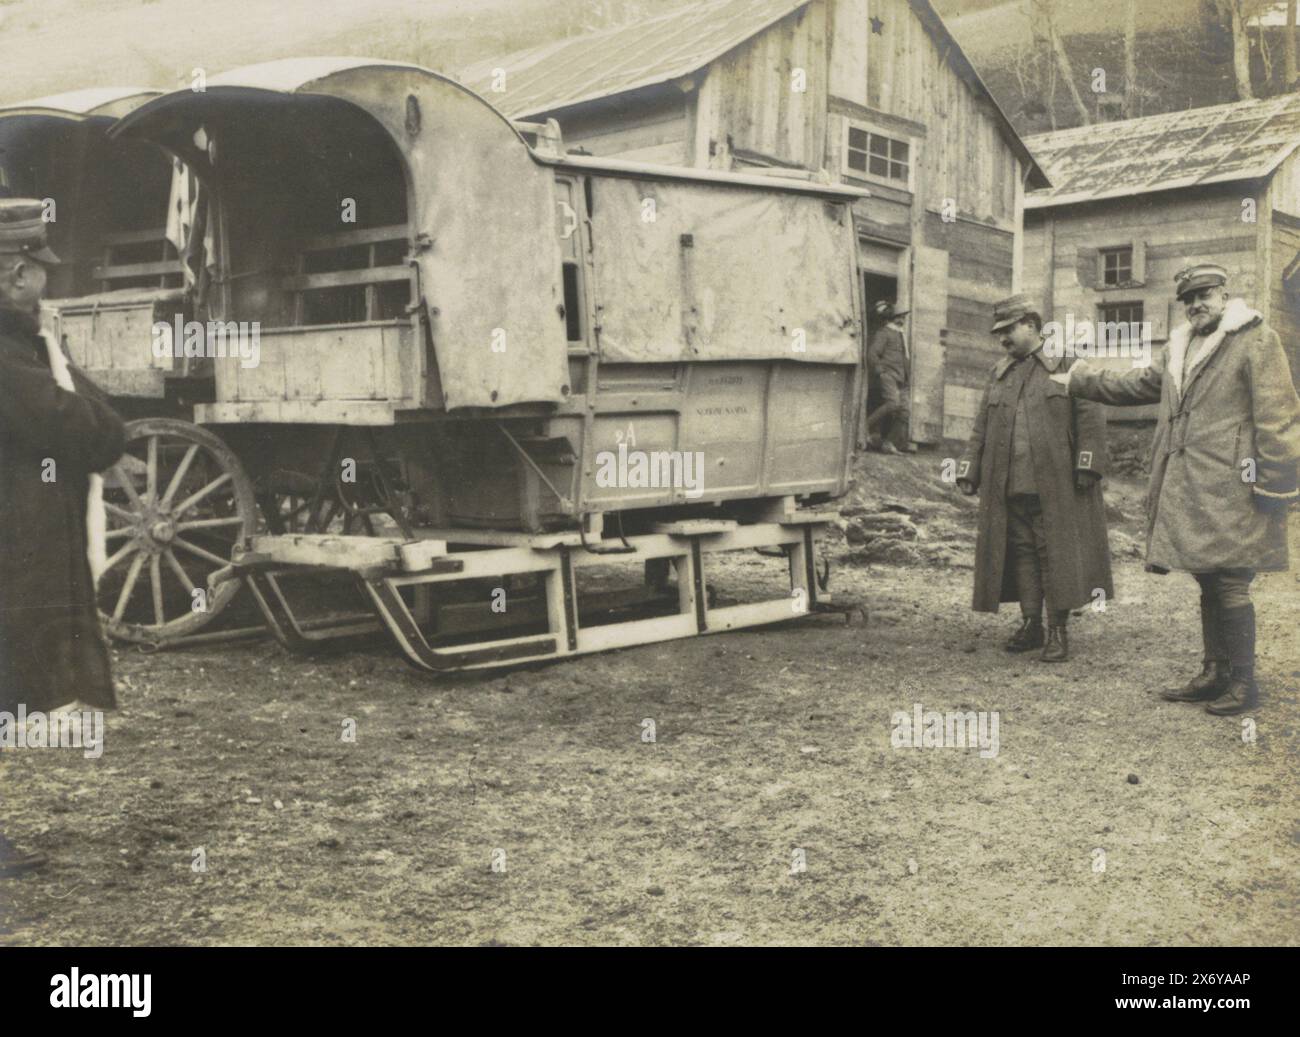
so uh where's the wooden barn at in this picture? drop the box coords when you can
[1022,93,1300,419]
[462,0,1048,443]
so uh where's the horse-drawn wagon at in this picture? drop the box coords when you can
[65,57,869,671]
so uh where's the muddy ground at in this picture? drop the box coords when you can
[2,445,1297,946]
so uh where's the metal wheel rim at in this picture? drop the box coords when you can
[98,418,256,644]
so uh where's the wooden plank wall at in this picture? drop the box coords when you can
[1023,186,1264,341]
[557,88,689,163]
[821,0,1027,440]
[695,2,827,170]
[825,0,1017,227]
[1271,150,1300,219]
[924,212,1015,439]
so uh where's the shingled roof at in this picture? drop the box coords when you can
[1025,92,1300,209]
[460,0,1045,185]
[460,0,808,118]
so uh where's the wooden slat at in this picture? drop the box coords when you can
[94,260,183,280]
[101,228,170,246]
[300,225,408,252]
[281,266,411,292]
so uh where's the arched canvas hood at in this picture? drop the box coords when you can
[0,86,161,123]
[111,57,570,411]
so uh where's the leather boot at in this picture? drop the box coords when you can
[1207,604,1258,716]
[1005,616,1044,652]
[1162,660,1230,702]
[1205,677,1259,716]
[1040,624,1068,662]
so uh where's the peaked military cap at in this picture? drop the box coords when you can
[1174,262,1227,302]
[0,198,60,264]
[990,292,1041,333]
[873,300,910,320]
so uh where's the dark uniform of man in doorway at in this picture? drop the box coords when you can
[1058,264,1300,715]
[0,199,125,877]
[957,294,1113,663]
[863,301,914,454]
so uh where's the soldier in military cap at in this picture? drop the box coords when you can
[0,199,126,876]
[862,300,914,454]
[1056,264,1300,715]
[956,293,1113,662]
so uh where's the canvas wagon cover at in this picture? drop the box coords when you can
[591,177,859,365]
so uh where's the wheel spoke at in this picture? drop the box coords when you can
[173,472,232,518]
[105,527,134,540]
[113,552,146,621]
[103,540,139,574]
[177,516,245,532]
[146,436,159,504]
[160,444,199,508]
[104,501,136,524]
[173,537,230,567]
[150,555,164,626]
[113,463,144,509]
[163,550,197,594]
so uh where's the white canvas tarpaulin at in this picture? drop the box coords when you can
[591,177,859,365]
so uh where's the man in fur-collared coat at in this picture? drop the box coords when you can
[0,199,125,877]
[1057,264,1300,716]
[957,294,1113,663]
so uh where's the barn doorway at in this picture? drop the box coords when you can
[862,270,899,443]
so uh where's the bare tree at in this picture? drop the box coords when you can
[1286,0,1298,90]
[1123,0,1138,117]
[1031,0,1091,125]
[1215,0,1277,99]
[1225,1,1254,98]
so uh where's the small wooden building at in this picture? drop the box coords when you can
[462,0,1048,442]
[1022,94,1300,418]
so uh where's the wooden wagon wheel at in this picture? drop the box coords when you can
[98,418,257,644]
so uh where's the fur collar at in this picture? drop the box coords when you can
[1167,297,1259,397]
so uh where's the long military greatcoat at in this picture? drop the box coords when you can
[959,348,1113,613]
[0,309,125,715]
[1071,299,1300,573]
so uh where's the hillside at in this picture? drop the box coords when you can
[936,0,1300,134]
[1,1,1294,147]
[0,0,675,104]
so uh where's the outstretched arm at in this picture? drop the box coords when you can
[1053,348,1166,406]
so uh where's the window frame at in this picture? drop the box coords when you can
[1096,299,1145,328]
[1094,240,1146,290]
[841,118,915,192]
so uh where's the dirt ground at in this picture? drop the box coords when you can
[2,448,1297,946]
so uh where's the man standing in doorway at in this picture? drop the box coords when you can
[863,300,914,454]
